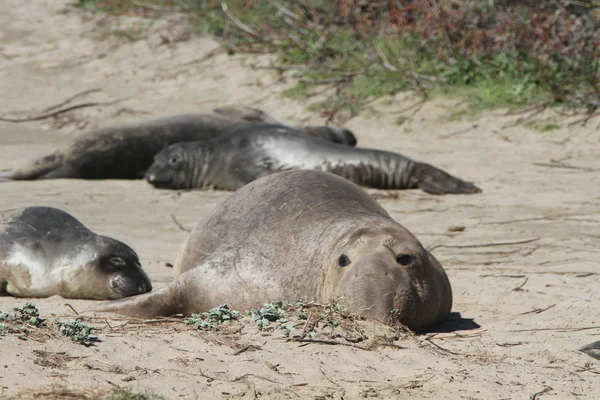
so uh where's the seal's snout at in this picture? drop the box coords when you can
[137,279,152,294]
[111,269,152,298]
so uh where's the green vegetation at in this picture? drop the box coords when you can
[185,303,240,331]
[106,389,165,400]
[0,302,47,340]
[247,300,296,336]
[74,0,599,120]
[54,318,98,345]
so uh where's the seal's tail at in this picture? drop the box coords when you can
[2,151,63,181]
[412,162,482,195]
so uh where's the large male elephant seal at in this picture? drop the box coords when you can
[145,124,481,195]
[0,107,356,181]
[87,170,452,331]
[0,207,151,299]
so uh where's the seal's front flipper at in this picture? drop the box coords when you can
[412,162,482,195]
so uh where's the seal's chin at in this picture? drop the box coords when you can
[145,170,181,190]
[110,275,152,298]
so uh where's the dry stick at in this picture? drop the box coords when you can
[438,124,479,140]
[41,89,101,113]
[64,303,80,316]
[533,161,600,172]
[373,41,398,72]
[424,338,469,356]
[530,386,553,400]
[221,2,261,39]
[512,326,600,333]
[0,100,121,123]
[170,214,191,232]
[287,338,367,349]
[427,238,540,252]
[502,104,548,129]
[512,277,529,291]
[519,304,556,315]
[299,76,354,85]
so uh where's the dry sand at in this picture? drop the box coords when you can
[1,1,599,399]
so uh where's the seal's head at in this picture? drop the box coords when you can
[62,237,152,300]
[322,222,452,331]
[145,142,200,190]
[303,125,357,146]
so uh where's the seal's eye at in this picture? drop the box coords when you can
[168,155,180,165]
[109,257,126,266]
[396,254,413,266]
[338,254,351,267]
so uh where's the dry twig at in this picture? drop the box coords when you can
[428,238,540,251]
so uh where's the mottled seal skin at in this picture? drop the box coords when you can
[87,170,452,331]
[0,207,151,299]
[1,107,356,181]
[145,124,481,195]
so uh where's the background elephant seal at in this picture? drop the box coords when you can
[145,123,481,195]
[87,170,452,331]
[213,106,357,146]
[0,107,356,181]
[0,207,151,299]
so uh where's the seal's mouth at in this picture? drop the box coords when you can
[145,169,180,190]
[111,275,152,298]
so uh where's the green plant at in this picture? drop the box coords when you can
[185,304,240,331]
[54,318,97,345]
[247,300,298,337]
[106,389,165,400]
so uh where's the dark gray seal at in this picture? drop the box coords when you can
[145,123,481,195]
[87,170,452,331]
[0,207,151,299]
[0,107,356,181]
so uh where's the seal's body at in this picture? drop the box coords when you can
[0,207,151,299]
[146,124,481,195]
[1,108,356,181]
[88,170,452,331]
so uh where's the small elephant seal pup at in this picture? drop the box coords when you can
[87,170,452,331]
[145,123,481,195]
[0,107,356,182]
[0,207,151,299]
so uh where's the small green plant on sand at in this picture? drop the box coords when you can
[54,318,97,345]
[247,300,298,337]
[106,389,165,400]
[0,302,46,340]
[185,304,240,331]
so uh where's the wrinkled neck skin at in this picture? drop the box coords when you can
[184,144,216,189]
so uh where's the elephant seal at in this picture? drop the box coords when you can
[87,170,452,331]
[145,123,481,195]
[1,107,356,181]
[0,207,151,299]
